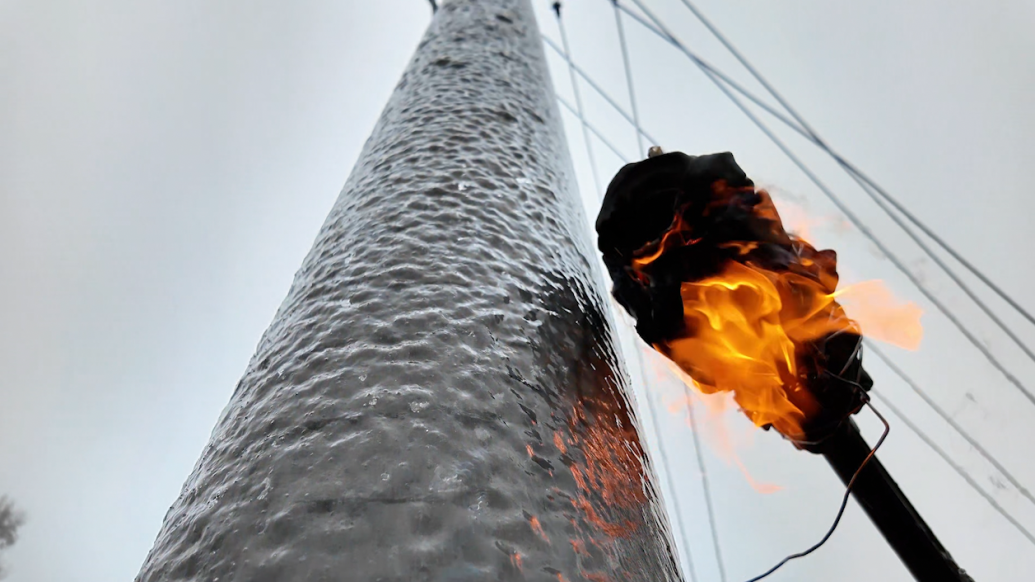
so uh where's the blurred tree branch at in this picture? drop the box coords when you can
[0,496,25,580]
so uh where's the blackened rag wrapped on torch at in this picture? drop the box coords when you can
[596,151,872,451]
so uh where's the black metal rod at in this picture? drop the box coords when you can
[821,419,973,582]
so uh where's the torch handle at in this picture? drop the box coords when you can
[821,420,974,582]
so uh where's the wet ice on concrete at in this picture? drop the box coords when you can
[136,1,683,581]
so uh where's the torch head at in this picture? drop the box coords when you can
[596,151,872,450]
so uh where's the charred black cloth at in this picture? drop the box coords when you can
[597,152,755,345]
[595,151,870,448]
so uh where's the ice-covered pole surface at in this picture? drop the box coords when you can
[136,1,683,580]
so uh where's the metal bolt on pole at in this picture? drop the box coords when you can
[136,1,684,581]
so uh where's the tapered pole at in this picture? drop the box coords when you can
[136,2,683,581]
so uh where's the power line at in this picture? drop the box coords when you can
[609,5,726,576]
[619,0,1035,409]
[541,36,660,148]
[633,350,699,582]
[684,387,728,582]
[555,95,631,163]
[869,390,1035,547]
[866,342,1035,509]
[559,3,1035,351]
[618,1,1035,371]
[553,10,1018,572]
[550,1,1035,574]
[554,3,602,197]
[836,161,1035,330]
[613,1,1035,555]
[843,165,1035,368]
[667,0,1035,366]
[549,8,698,577]
[665,0,1035,346]
[570,7,1035,365]
[671,0,822,142]
[555,0,1034,571]
[554,1,1035,508]
[602,1,1035,373]
[611,0,646,156]
[607,6,813,139]
[670,0,1035,331]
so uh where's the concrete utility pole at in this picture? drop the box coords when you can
[137,1,683,581]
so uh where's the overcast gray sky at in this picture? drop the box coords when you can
[2,1,1034,581]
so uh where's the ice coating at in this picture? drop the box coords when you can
[136,2,683,581]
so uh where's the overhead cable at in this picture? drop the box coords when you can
[554,3,603,197]
[636,351,699,582]
[561,0,1035,514]
[541,36,660,148]
[555,95,631,162]
[605,6,813,138]
[611,0,646,156]
[552,1,1035,571]
[870,390,1035,546]
[866,341,1035,509]
[619,0,1035,408]
[664,0,1035,339]
[684,388,728,582]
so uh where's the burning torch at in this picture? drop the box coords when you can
[596,150,973,582]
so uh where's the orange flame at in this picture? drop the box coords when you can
[631,188,922,440]
[656,356,782,493]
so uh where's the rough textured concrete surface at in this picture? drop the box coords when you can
[136,1,684,580]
